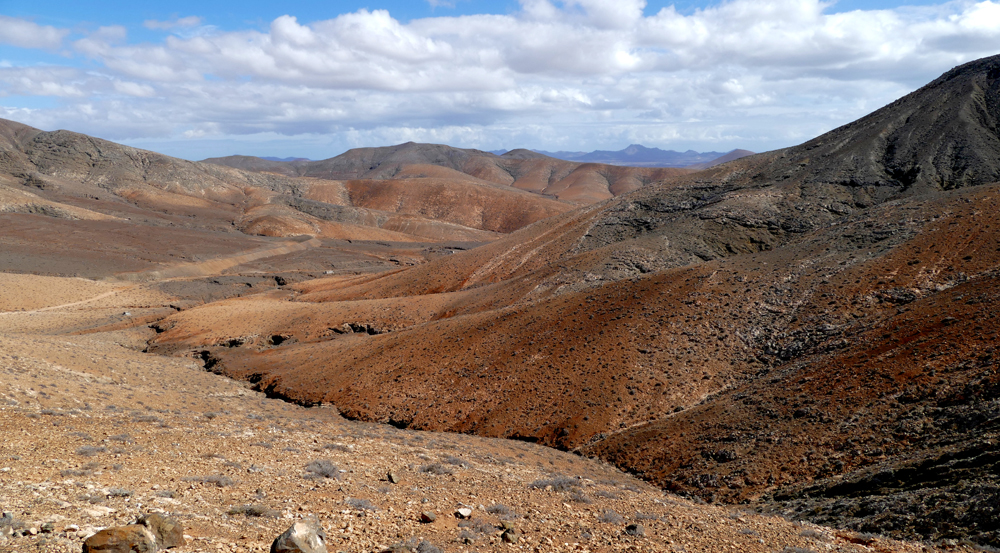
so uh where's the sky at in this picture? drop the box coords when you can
[1,0,999,160]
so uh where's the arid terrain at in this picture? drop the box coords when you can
[2,54,1000,552]
[1,271,950,553]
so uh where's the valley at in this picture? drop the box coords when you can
[2,54,1000,552]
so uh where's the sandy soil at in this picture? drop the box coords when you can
[0,274,953,553]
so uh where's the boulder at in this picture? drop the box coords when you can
[82,525,157,552]
[136,513,185,549]
[455,508,473,519]
[271,519,328,553]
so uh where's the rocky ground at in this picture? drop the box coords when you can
[0,275,962,553]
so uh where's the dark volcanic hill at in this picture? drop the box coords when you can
[151,55,1000,547]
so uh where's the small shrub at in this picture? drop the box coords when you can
[108,434,132,443]
[443,455,469,467]
[322,443,352,453]
[529,475,578,491]
[76,446,107,457]
[781,548,817,553]
[594,490,619,499]
[183,475,234,487]
[345,497,377,511]
[133,415,161,423]
[108,487,132,498]
[569,490,593,504]
[0,513,24,531]
[416,541,442,553]
[227,504,280,518]
[598,509,624,524]
[799,528,826,540]
[486,504,512,516]
[155,490,176,498]
[419,463,453,476]
[458,518,495,535]
[79,493,105,504]
[250,441,273,449]
[61,462,99,478]
[304,459,340,479]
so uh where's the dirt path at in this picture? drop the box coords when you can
[115,235,322,282]
[0,289,123,315]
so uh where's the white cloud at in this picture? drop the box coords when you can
[3,0,1000,158]
[0,16,69,49]
[144,16,203,30]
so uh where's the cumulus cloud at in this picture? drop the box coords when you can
[4,0,1000,158]
[0,16,69,49]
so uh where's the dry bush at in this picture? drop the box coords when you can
[182,475,234,487]
[598,510,624,524]
[529,475,579,491]
[303,459,339,479]
[227,504,280,518]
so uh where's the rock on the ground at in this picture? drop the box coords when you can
[270,519,328,553]
[82,524,157,553]
[455,508,472,519]
[420,511,436,523]
[136,513,185,549]
[625,523,645,537]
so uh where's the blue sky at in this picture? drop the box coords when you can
[1,0,998,160]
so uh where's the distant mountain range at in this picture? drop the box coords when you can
[260,156,311,162]
[490,144,754,168]
[250,146,753,170]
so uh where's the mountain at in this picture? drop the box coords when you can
[0,118,589,277]
[534,144,752,167]
[685,148,755,170]
[204,142,693,205]
[260,156,311,162]
[150,54,1000,548]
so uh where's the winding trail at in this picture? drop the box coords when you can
[1,235,322,317]
[0,289,124,316]
[115,235,322,282]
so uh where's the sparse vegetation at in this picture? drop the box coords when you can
[75,445,107,457]
[303,459,339,479]
[419,463,453,476]
[345,497,377,511]
[598,509,624,524]
[529,475,579,491]
[227,504,280,518]
[182,475,234,487]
